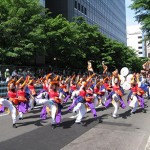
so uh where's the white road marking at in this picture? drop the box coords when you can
[69,114,78,119]
[0,113,9,117]
[145,136,150,150]
[33,105,43,109]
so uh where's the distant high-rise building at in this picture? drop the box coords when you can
[146,42,150,58]
[45,0,127,44]
[40,0,45,7]
[127,25,146,57]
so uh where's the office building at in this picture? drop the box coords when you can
[40,0,45,7]
[146,42,150,57]
[127,25,146,57]
[45,0,127,44]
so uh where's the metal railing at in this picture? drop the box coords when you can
[0,83,43,98]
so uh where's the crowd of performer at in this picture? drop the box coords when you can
[0,61,150,129]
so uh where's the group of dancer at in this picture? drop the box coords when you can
[0,61,149,128]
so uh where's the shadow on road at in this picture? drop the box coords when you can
[23,114,40,119]
[135,108,147,114]
[53,114,107,129]
[119,109,131,119]
[81,114,108,127]
[56,119,75,129]
[17,119,48,127]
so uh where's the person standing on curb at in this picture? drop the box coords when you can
[4,69,10,82]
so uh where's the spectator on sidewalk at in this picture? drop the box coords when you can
[18,69,21,76]
[4,69,10,82]
[22,69,27,78]
[11,69,18,78]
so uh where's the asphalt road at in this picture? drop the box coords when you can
[0,92,150,150]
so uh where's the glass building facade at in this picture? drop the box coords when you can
[40,0,45,7]
[45,0,126,44]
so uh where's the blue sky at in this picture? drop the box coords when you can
[126,0,139,26]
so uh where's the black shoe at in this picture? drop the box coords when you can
[94,114,97,117]
[131,111,135,114]
[13,124,17,128]
[51,124,56,129]
[143,109,146,113]
[95,117,99,121]
[81,122,86,126]
[98,119,103,123]
[144,105,148,108]
[75,122,81,124]
[19,118,23,120]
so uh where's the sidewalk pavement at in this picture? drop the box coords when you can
[61,122,148,150]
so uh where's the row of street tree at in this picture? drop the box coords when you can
[0,0,149,72]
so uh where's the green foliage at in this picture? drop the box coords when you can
[130,0,150,41]
[0,0,144,72]
[0,0,46,65]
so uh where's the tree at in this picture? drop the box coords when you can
[45,15,79,68]
[70,17,106,70]
[130,0,150,41]
[0,1,144,72]
[0,0,47,65]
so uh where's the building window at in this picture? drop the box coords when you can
[148,53,150,57]
[84,7,87,15]
[139,52,143,54]
[75,2,87,16]
[138,41,142,44]
[81,5,84,13]
[75,1,77,9]
[138,46,142,49]
[138,36,142,39]
[78,3,81,11]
